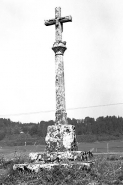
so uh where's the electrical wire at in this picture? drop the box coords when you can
[0,102,123,117]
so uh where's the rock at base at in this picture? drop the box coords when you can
[13,161,94,173]
[45,124,78,152]
[29,151,93,163]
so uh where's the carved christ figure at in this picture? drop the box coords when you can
[44,7,72,42]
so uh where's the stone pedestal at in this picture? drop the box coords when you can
[12,8,94,175]
[45,124,78,152]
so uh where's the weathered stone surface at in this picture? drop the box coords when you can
[13,159,94,172]
[13,8,94,174]
[52,41,67,124]
[45,7,72,125]
[52,41,67,55]
[13,163,60,172]
[13,161,93,173]
[44,7,72,41]
[45,124,78,152]
[44,7,76,153]
[29,151,93,163]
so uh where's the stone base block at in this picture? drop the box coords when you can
[45,124,78,152]
[13,150,94,173]
[13,161,94,173]
[29,151,93,163]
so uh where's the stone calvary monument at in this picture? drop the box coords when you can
[45,7,78,152]
[13,7,93,173]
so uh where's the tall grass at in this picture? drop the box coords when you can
[1,154,123,184]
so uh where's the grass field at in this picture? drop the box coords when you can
[78,140,123,153]
[0,139,123,158]
[0,140,123,184]
[1,153,123,184]
[0,140,122,163]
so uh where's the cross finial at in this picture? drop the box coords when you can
[44,7,72,42]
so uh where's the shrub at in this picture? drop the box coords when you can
[107,155,119,161]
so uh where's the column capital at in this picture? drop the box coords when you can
[52,41,67,55]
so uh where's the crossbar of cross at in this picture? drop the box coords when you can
[44,7,72,41]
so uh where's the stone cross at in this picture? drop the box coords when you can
[44,8,78,152]
[44,7,72,42]
[44,7,72,124]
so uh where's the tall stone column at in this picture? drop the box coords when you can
[45,7,78,152]
[52,41,67,124]
[45,41,78,152]
[13,8,93,173]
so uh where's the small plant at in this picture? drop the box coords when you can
[1,154,123,184]
[107,155,119,161]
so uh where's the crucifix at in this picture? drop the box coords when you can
[44,7,72,42]
[44,7,72,124]
[44,7,78,152]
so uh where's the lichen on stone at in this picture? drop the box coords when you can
[45,124,78,152]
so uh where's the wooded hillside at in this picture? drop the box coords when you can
[0,116,123,145]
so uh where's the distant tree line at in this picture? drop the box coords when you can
[0,116,123,145]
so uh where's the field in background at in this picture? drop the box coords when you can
[1,140,123,184]
[0,140,123,159]
[78,140,123,153]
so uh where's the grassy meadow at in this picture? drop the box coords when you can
[0,140,123,158]
[0,140,123,184]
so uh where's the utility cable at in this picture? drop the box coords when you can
[0,102,123,117]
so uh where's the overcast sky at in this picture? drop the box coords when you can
[0,0,123,123]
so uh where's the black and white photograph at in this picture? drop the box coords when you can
[0,0,123,184]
